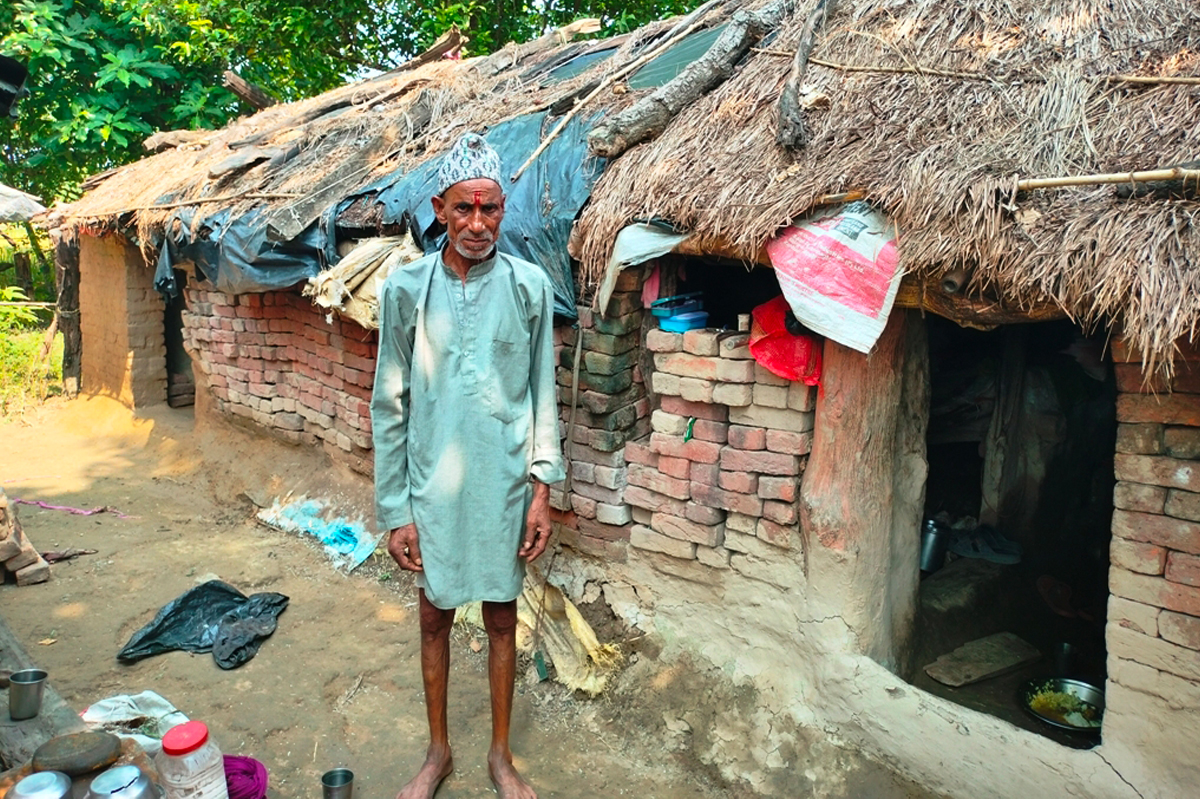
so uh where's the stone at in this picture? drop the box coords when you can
[630,525,697,559]
[1113,482,1167,514]
[1110,537,1167,575]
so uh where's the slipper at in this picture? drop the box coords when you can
[1037,575,1078,618]
[949,530,1021,564]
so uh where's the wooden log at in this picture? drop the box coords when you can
[892,277,1066,329]
[222,70,277,110]
[588,0,797,159]
[776,0,837,148]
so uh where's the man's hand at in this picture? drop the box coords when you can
[519,480,552,562]
[388,523,423,571]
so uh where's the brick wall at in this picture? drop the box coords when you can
[1107,338,1200,694]
[181,284,377,472]
[79,234,167,407]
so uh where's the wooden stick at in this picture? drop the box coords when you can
[136,192,301,211]
[1106,75,1200,85]
[1016,167,1200,191]
[509,0,723,182]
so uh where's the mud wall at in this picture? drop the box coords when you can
[78,234,167,407]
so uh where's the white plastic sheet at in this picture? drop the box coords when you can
[766,201,900,354]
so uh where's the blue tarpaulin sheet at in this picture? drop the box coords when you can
[154,110,605,319]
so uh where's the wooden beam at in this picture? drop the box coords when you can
[892,277,1066,328]
[221,70,278,110]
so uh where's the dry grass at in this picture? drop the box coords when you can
[56,0,1200,367]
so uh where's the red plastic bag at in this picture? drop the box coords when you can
[749,296,822,386]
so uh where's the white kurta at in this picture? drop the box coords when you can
[371,249,565,609]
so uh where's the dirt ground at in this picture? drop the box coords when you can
[1,396,921,799]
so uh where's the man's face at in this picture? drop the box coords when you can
[432,178,505,263]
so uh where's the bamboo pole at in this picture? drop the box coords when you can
[1016,167,1200,191]
[137,192,301,211]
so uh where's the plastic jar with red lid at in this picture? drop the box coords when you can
[155,721,229,799]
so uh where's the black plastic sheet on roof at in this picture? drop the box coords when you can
[154,110,604,321]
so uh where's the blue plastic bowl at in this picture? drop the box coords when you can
[660,311,709,332]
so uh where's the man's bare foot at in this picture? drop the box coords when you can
[488,749,536,799]
[397,744,453,799]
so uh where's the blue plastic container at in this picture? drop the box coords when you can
[650,293,703,318]
[660,311,709,332]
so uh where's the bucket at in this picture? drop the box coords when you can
[919,520,949,574]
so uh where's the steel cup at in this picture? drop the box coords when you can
[9,668,48,720]
[321,768,354,799]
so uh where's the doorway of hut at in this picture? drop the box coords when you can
[164,269,194,408]
[909,316,1114,748]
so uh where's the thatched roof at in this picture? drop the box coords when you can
[56,0,1200,365]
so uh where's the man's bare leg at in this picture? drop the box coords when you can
[482,600,536,799]
[398,590,456,799]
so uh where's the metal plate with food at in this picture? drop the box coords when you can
[1019,677,1105,733]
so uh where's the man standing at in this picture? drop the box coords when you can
[371,133,564,799]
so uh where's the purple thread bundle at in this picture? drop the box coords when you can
[223,755,268,799]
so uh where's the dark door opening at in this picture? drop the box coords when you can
[165,269,194,408]
[913,316,1116,747]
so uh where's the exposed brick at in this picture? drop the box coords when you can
[5,541,39,572]
[1112,509,1200,554]
[687,419,727,443]
[1107,624,1200,683]
[682,329,720,356]
[754,363,790,386]
[696,546,732,569]
[1159,610,1200,651]
[1166,551,1200,587]
[1165,427,1200,460]
[595,502,633,526]
[718,334,752,359]
[661,396,727,422]
[719,470,758,494]
[787,382,816,412]
[658,456,691,480]
[650,432,722,464]
[684,502,726,525]
[1109,596,1160,637]
[594,309,643,336]
[623,485,687,516]
[628,463,691,499]
[1114,454,1200,493]
[720,447,801,476]
[765,429,814,455]
[1110,537,1167,575]
[725,513,757,535]
[1110,566,1200,617]
[753,384,789,409]
[578,517,630,541]
[651,512,724,547]
[716,359,756,383]
[1165,489,1200,522]
[572,480,625,505]
[756,518,796,548]
[689,462,720,486]
[632,506,652,525]
[652,410,688,435]
[761,500,799,525]
[691,482,763,516]
[594,465,628,491]
[1117,394,1200,427]
[1115,363,1169,393]
[728,425,766,450]
[729,404,814,434]
[1116,423,1164,455]
[15,557,51,586]
[624,440,657,467]
[556,525,628,562]
[1113,482,1166,514]
[712,383,754,407]
[654,352,721,380]
[630,525,697,559]
[758,475,799,502]
[646,329,684,352]
[651,372,681,396]
[583,349,638,376]
[571,494,598,518]
[679,377,716,404]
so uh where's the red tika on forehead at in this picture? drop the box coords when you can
[473,190,483,205]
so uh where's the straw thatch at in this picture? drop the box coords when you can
[575,0,1200,368]
[55,0,1200,366]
